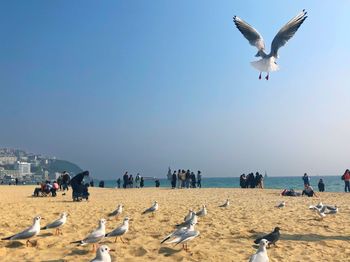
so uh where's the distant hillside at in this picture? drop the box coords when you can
[44,159,83,175]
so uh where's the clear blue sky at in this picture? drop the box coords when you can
[1,1,349,179]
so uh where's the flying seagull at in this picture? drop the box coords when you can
[233,10,308,80]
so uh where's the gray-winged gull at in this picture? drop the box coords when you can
[233,10,308,80]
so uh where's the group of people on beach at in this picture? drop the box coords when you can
[239,172,264,189]
[170,169,202,189]
[117,172,144,189]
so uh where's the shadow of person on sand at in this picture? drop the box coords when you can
[158,246,182,256]
[281,233,350,242]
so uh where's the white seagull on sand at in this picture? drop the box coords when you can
[108,204,123,219]
[249,239,269,262]
[71,218,106,252]
[196,205,207,217]
[41,212,68,235]
[233,10,308,80]
[219,199,230,208]
[2,216,43,247]
[163,223,200,252]
[105,217,129,243]
[275,201,285,208]
[142,201,158,216]
[90,245,114,262]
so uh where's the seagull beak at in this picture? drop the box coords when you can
[110,249,115,252]
[41,218,45,220]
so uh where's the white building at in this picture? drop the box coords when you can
[16,162,31,176]
[0,156,17,165]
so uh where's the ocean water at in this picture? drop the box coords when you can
[98,176,345,193]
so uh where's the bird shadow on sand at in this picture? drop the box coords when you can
[38,233,53,238]
[281,233,350,242]
[158,247,182,257]
[5,241,25,248]
[68,249,90,256]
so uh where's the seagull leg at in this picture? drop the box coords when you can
[120,237,126,244]
[259,72,262,80]
[114,237,118,243]
[265,73,269,80]
[26,240,30,247]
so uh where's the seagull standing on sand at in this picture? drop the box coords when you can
[2,216,43,247]
[184,209,193,221]
[176,211,197,228]
[233,10,308,80]
[249,239,269,262]
[275,201,285,208]
[108,204,123,219]
[41,212,67,235]
[161,223,193,244]
[142,201,158,216]
[71,218,106,252]
[105,217,129,243]
[164,223,200,252]
[90,245,114,262]
[196,205,207,217]
[219,199,230,208]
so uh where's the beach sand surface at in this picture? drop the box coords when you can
[0,186,350,261]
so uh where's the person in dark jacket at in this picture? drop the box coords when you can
[140,177,144,188]
[239,174,246,188]
[123,172,128,189]
[318,179,325,192]
[171,171,177,189]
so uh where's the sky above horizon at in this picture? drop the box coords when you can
[1,1,350,179]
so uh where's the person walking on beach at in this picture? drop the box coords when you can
[62,171,71,191]
[181,170,186,188]
[239,174,246,188]
[177,169,181,188]
[318,179,325,192]
[185,170,191,188]
[116,178,121,188]
[302,173,310,187]
[128,174,134,188]
[190,172,196,188]
[123,172,128,189]
[140,177,144,188]
[171,171,177,189]
[135,173,141,188]
[197,171,202,188]
[342,169,350,192]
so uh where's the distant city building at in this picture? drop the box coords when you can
[0,156,17,165]
[16,162,32,176]
[0,169,20,178]
[43,170,49,181]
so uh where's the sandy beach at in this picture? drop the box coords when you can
[0,186,350,261]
